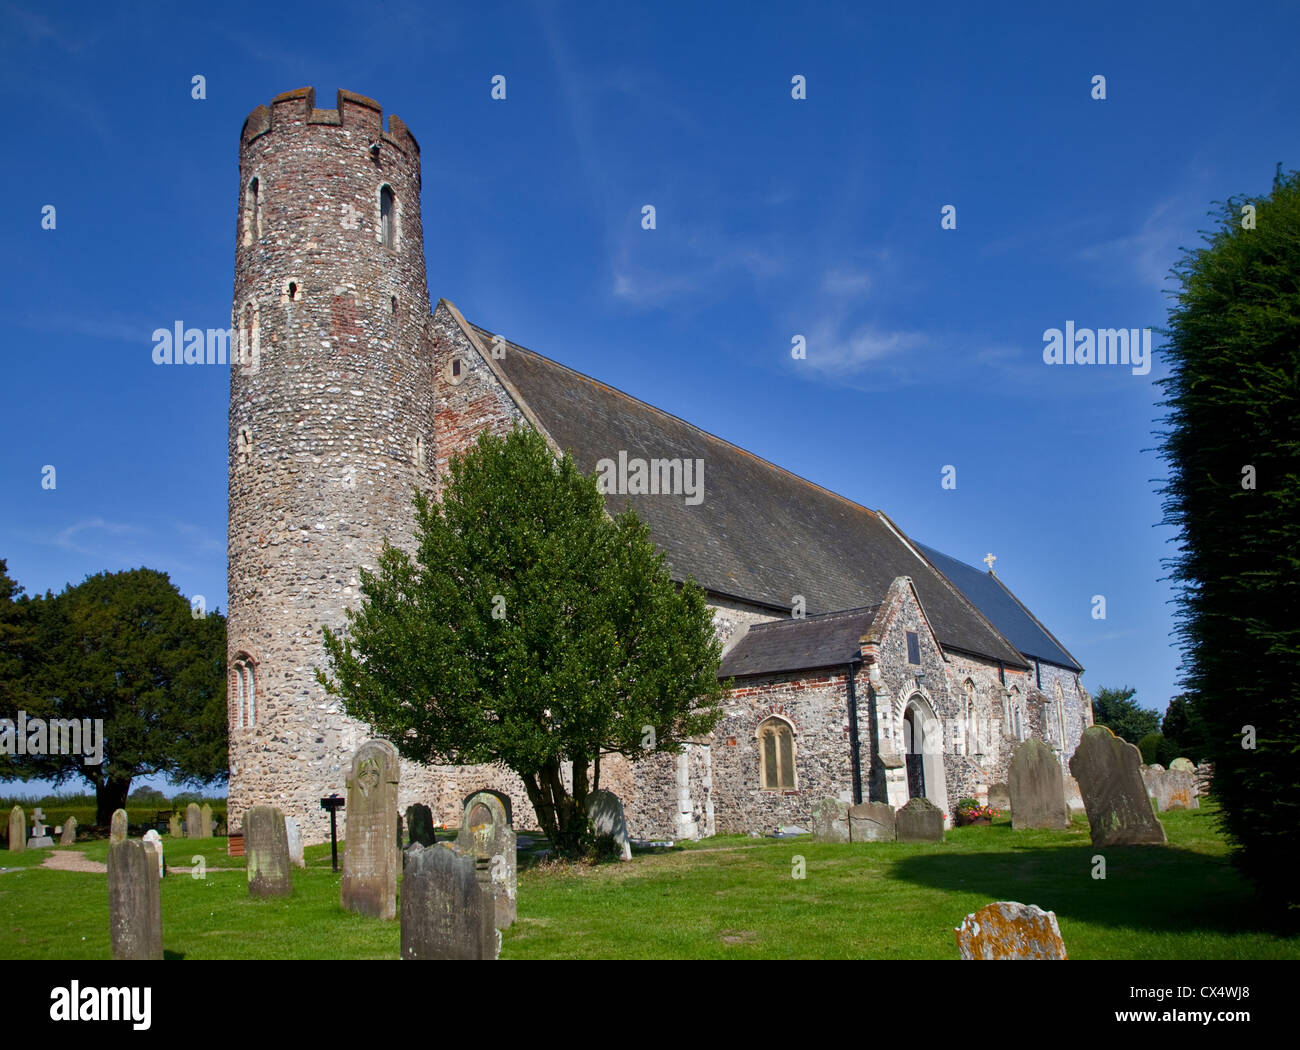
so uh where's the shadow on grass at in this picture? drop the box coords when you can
[890,842,1284,936]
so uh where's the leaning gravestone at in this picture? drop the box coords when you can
[245,805,293,898]
[185,803,202,838]
[848,802,896,842]
[168,813,182,838]
[1069,726,1167,846]
[27,808,54,848]
[341,739,400,919]
[406,803,436,847]
[1143,765,1199,812]
[59,816,77,845]
[585,789,632,862]
[110,808,129,844]
[457,790,517,927]
[1009,739,1070,830]
[988,783,1010,813]
[896,797,945,842]
[810,798,851,843]
[955,901,1067,960]
[7,805,24,852]
[401,843,497,960]
[200,803,214,838]
[141,829,164,878]
[107,838,163,960]
[284,815,305,868]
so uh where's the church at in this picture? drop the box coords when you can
[226,88,1091,844]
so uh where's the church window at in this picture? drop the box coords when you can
[243,176,260,246]
[380,185,395,249]
[413,434,426,469]
[231,655,257,728]
[452,359,462,377]
[288,281,298,301]
[1054,681,1067,746]
[391,295,398,315]
[758,717,795,790]
[905,631,920,665]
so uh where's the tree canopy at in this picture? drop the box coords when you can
[319,426,727,855]
[1090,685,1160,746]
[1156,166,1300,910]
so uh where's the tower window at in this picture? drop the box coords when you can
[288,281,298,301]
[379,185,395,249]
[236,426,253,470]
[231,655,257,728]
[243,177,261,246]
[391,295,398,315]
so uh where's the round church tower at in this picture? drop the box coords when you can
[227,88,436,842]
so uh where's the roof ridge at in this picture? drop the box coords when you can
[468,321,881,521]
[986,570,1084,671]
[747,605,879,631]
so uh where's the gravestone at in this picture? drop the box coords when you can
[27,807,54,848]
[1069,726,1167,846]
[107,839,163,960]
[341,738,400,919]
[284,815,305,868]
[1170,757,1196,774]
[396,814,404,854]
[401,843,497,960]
[896,797,945,842]
[1063,774,1085,814]
[110,808,129,844]
[1143,765,1199,812]
[848,802,896,842]
[457,790,517,927]
[200,803,214,838]
[59,816,77,845]
[406,803,436,847]
[988,783,1010,813]
[1008,739,1070,830]
[185,803,202,838]
[7,805,24,852]
[585,789,632,861]
[168,813,183,838]
[462,788,512,828]
[141,829,164,878]
[245,805,293,897]
[955,901,1067,960]
[810,798,851,843]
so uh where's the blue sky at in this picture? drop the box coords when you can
[2,0,1297,795]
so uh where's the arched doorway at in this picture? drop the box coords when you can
[901,693,949,817]
[903,707,925,799]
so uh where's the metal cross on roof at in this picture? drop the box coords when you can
[983,552,997,572]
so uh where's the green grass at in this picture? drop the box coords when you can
[1,803,1295,959]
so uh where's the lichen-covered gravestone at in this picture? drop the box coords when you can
[284,815,305,868]
[406,803,436,847]
[108,839,163,960]
[110,808,129,844]
[401,843,497,960]
[1170,757,1196,774]
[27,808,54,848]
[185,803,202,839]
[168,813,183,838]
[811,798,851,843]
[896,797,944,842]
[848,802,896,842]
[59,816,77,845]
[141,829,164,877]
[1069,726,1167,846]
[1142,765,1199,812]
[1009,739,1070,830]
[200,803,214,838]
[245,805,293,897]
[342,738,400,919]
[988,783,1011,813]
[457,790,517,927]
[955,901,1067,960]
[585,789,632,861]
[7,805,24,852]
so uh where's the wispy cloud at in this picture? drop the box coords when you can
[47,518,147,557]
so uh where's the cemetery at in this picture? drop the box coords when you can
[0,734,1297,960]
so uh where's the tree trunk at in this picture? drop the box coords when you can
[95,775,131,826]
[521,756,595,857]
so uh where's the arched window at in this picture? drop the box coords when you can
[243,177,260,246]
[231,655,257,728]
[758,717,795,790]
[1010,686,1023,741]
[379,185,395,249]
[964,679,981,755]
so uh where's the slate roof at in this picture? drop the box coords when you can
[469,318,1027,669]
[718,607,879,679]
[915,544,1083,672]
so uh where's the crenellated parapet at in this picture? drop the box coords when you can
[240,86,419,157]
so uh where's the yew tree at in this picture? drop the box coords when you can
[319,426,726,856]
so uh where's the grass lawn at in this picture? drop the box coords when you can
[0,803,1294,959]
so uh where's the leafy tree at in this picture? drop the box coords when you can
[1156,166,1300,909]
[5,567,228,823]
[320,426,727,856]
[0,560,40,725]
[1137,732,1178,767]
[1160,695,1209,763]
[1091,685,1160,745]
